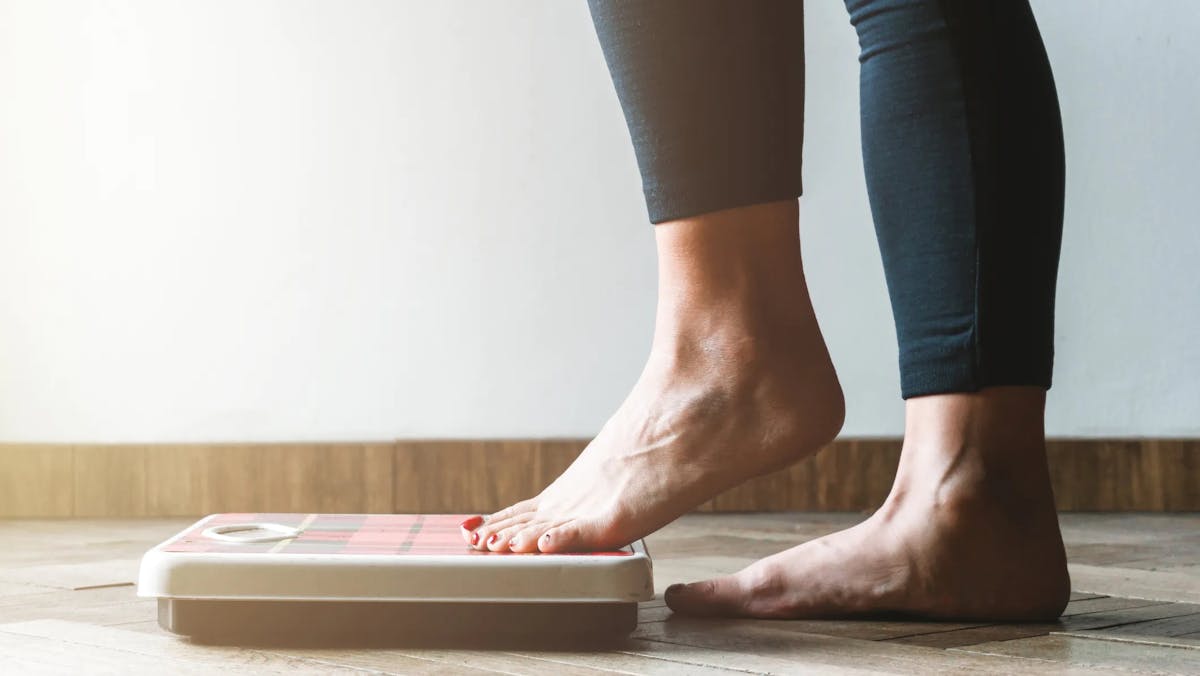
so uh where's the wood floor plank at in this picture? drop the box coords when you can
[759,617,988,643]
[0,586,151,626]
[262,647,522,674]
[1059,611,1200,650]
[0,619,398,674]
[1060,602,1200,631]
[638,605,673,625]
[0,519,190,571]
[1070,563,1200,604]
[649,557,756,595]
[5,619,482,672]
[1067,536,1200,570]
[1122,549,1200,571]
[507,649,749,675]
[0,559,139,591]
[1097,610,1200,638]
[631,621,1131,674]
[1060,595,1170,615]
[1059,513,1200,545]
[638,602,988,643]
[959,634,1200,674]
[1055,630,1200,651]
[624,635,866,676]
[636,612,987,643]
[887,624,1057,650]
[380,649,622,675]
[0,581,57,597]
[890,599,1200,649]
[101,619,160,635]
[0,630,235,676]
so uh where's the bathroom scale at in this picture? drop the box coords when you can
[137,513,654,645]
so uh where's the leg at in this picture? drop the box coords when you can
[461,1,843,553]
[668,0,1070,620]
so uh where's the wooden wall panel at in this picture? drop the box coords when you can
[73,445,147,517]
[0,439,1195,517]
[0,444,73,517]
[392,440,585,513]
[144,444,210,516]
[701,440,904,512]
[1045,439,1199,511]
[1,443,393,517]
[183,443,394,514]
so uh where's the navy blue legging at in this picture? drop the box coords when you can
[587,0,1065,398]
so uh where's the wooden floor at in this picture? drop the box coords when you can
[2,513,1198,674]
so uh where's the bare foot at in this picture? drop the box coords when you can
[461,200,845,553]
[665,388,1071,622]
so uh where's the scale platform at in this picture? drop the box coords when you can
[137,513,654,645]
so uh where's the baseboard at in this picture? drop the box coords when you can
[0,439,1196,517]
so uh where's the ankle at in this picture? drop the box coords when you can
[885,388,1059,518]
[903,387,1047,451]
[654,200,811,332]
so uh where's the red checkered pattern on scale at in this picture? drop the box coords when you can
[161,513,633,556]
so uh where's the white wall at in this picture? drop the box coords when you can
[1,1,1196,442]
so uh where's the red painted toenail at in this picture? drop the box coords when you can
[459,516,483,530]
[488,533,499,546]
[470,532,479,545]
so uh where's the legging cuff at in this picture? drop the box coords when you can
[645,176,803,225]
[900,350,1055,398]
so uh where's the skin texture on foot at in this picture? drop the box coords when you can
[461,200,845,553]
[664,388,1072,622]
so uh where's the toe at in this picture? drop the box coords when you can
[485,522,533,552]
[483,530,507,552]
[472,512,534,550]
[507,522,554,553]
[665,560,791,618]
[458,515,484,545]
[536,518,616,553]
[664,575,751,617]
[485,499,538,526]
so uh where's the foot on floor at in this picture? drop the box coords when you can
[665,388,1072,622]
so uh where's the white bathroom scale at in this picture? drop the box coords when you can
[137,513,654,645]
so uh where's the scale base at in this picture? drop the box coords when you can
[159,598,638,647]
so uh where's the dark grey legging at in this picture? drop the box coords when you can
[586,0,1065,399]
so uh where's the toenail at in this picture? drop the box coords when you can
[459,516,483,530]
[488,533,499,546]
[470,532,479,545]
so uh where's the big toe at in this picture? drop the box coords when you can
[485,498,538,525]
[664,559,798,618]
[664,575,753,617]
[536,517,619,553]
